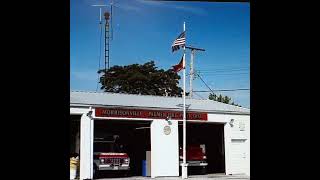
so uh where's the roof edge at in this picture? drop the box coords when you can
[70,90,250,110]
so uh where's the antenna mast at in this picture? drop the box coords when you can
[92,1,116,91]
[92,4,107,91]
[104,12,111,87]
[91,4,107,23]
[110,0,114,40]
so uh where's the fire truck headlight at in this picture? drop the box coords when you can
[203,156,207,159]
[100,159,105,163]
[124,158,130,164]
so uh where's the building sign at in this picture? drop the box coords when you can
[95,108,208,121]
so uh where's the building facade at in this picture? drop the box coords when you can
[70,91,250,179]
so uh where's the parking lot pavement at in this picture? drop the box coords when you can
[96,173,250,180]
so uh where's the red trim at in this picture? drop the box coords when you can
[95,108,208,121]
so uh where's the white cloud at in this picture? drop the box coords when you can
[135,0,207,16]
[114,2,142,13]
[135,0,164,6]
[171,5,207,16]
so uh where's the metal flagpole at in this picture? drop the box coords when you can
[182,21,188,179]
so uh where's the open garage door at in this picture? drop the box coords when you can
[179,122,225,175]
[93,120,151,179]
[70,115,81,179]
[70,115,81,156]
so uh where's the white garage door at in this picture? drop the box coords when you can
[230,139,247,174]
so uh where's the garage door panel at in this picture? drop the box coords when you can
[230,139,246,174]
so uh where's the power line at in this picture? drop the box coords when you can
[194,88,250,92]
[196,73,249,93]
[199,71,249,74]
[197,65,249,69]
[193,92,206,99]
[199,76,249,81]
[197,69,249,73]
[199,67,250,72]
[199,72,249,76]
[196,73,215,94]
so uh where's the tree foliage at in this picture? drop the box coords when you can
[98,61,183,97]
[208,92,241,107]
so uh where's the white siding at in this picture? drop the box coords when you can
[70,107,90,115]
[79,113,94,180]
[208,113,250,176]
[72,106,250,178]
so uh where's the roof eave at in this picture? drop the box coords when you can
[70,103,250,115]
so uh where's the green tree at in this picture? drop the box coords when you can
[98,61,183,97]
[223,96,231,104]
[208,93,217,101]
[208,93,241,107]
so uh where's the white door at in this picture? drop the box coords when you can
[230,139,246,174]
[151,120,179,177]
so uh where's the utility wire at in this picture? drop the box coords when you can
[199,70,249,74]
[196,73,215,94]
[199,72,249,76]
[194,88,250,92]
[196,72,249,93]
[198,67,249,72]
[193,92,206,100]
[197,64,249,68]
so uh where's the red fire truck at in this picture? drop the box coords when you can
[179,144,208,174]
[93,135,130,178]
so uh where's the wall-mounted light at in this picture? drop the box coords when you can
[165,116,172,125]
[86,107,93,118]
[229,119,234,127]
[86,110,93,117]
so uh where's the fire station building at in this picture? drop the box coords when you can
[70,91,250,179]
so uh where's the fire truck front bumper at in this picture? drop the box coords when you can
[98,164,130,171]
[180,161,208,167]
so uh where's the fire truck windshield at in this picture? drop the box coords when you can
[94,141,123,153]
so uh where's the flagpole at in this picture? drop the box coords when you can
[182,21,188,179]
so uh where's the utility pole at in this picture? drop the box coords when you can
[185,46,205,98]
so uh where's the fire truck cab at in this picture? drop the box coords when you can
[93,134,130,177]
[179,144,208,174]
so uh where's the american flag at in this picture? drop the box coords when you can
[171,31,186,52]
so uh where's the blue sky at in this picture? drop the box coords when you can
[71,0,250,108]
